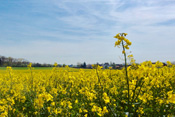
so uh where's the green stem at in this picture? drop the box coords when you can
[30,67,33,91]
[96,68,101,87]
[121,39,130,114]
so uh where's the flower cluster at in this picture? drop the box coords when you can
[114,33,132,50]
[0,61,174,116]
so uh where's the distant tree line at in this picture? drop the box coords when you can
[0,55,54,67]
[0,55,30,67]
[75,62,124,69]
[76,62,87,68]
[31,63,54,67]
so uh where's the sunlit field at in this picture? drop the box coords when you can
[0,33,175,117]
[0,62,175,116]
[0,67,80,74]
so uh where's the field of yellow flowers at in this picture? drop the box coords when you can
[0,61,175,117]
[0,33,175,117]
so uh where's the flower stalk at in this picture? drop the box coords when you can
[114,33,132,115]
[121,39,130,113]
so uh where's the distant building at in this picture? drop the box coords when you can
[115,64,123,69]
[102,63,110,69]
[68,64,73,67]
[87,64,93,69]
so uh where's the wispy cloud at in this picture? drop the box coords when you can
[0,0,175,64]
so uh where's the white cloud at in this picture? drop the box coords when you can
[0,0,175,64]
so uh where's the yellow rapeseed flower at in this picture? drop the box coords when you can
[27,63,32,68]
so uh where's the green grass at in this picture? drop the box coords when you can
[0,67,56,74]
[0,67,54,70]
[0,67,91,74]
[0,66,94,78]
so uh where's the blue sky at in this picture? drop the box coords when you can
[0,0,175,64]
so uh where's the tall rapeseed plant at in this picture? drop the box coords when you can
[114,33,132,115]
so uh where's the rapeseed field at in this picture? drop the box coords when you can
[1,62,175,116]
[0,33,174,116]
